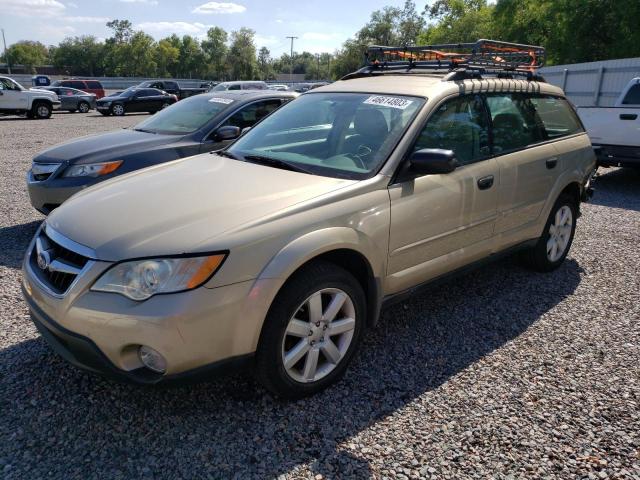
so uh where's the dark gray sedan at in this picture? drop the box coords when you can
[43,86,97,113]
[27,90,297,213]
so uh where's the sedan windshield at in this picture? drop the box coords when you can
[133,94,234,134]
[227,92,424,179]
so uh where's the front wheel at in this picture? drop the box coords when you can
[78,101,90,113]
[522,193,577,272]
[111,103,125,116]
[32,102,52,119]
[255,261,365,398]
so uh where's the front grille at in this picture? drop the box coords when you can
[31,163,61,181]
[29,229,90,295]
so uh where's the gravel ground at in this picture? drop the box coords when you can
[0,112,639,479]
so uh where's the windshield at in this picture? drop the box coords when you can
[227,92,424,179]
[133,94,234,134]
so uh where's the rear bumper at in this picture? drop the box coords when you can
[594,144,640,168]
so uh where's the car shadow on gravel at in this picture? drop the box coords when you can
[1,256,582,479]
[591,167,640,212]
[0,220,40,269]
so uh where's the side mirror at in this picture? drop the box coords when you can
[409,148,458,175]
[214,125,241,141]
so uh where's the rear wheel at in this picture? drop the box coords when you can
[111,103,125,116]
[78,101,90,113]
[255,261,365,398]
[522,193,577,272]
[32,102,52,119]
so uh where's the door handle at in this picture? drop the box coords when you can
[620,113,638,120]
[546,157,558,169]
[477,175,494,190]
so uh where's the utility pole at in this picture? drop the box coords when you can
[286,36,297,84]
[1,29,10,75]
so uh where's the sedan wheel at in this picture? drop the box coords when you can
[281,288,356,383]
[78,101,90,113]
[112,104,125,116]
[161,102,170,109]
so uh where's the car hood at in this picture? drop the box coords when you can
[33,129,181,164]
[46,154,356,261]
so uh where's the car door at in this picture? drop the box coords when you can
[58,87,75,110]
[486,93,558,234]
[129,90,148,112]
[0,77,27,110]
[201,98,284,153]
[387,94,499,294]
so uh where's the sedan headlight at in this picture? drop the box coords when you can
[63,160,123,178]
[91,254,227,301]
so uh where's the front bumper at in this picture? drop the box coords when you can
[24,288,253,384]
[21,229,278,383]
[26,168,84,214]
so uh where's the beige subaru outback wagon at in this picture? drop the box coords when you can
[22,41,596,397]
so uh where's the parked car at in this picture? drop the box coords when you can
[268,84,290,91]
[50,79,105,99]
[136,80,207,100]
[0,75,60,119]
[27,90,296,213]
[577,77,640,168]
[22,40,596,398]
[210,81,269,92]
[96,87,178,116]
[43,86,96,113]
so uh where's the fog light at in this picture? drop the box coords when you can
[138,345,167,374]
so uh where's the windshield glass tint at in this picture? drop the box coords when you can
[133,95,232,134]
[227,92,424,179]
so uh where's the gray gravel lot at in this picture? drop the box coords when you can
[0,111,639,479]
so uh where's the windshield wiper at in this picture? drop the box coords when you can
[133,127,156,134]
[243,154,313,174]
[216,150,240,159]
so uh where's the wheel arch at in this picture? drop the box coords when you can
[255,228,385,337]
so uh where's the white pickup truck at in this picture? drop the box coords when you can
[577,77,640,168]
[0,75,61,119]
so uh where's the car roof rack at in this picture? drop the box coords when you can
[341,39,546,82]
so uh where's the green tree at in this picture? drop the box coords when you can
[201,27,228,80]
[155,38,180,77]
[257,46,273,80]
[228,28,257,80]
[419,0,495,44]
[177,35,206,78]
[53,36,104,76]
[124,31,157,76]
[4,41,49,73]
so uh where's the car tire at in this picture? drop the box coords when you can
[78,101,90,113]
[255,260,366,399]
[31,102,52,119]
[522,193,577,272]
[161,102,170,109]
[111,103,125,116]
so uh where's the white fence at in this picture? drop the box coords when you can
[540,57,640,107]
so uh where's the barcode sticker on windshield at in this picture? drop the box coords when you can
[209,97,234,104]
[363,95,413,110]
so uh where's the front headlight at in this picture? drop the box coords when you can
[63,160,123,178]
[92,254,227,301]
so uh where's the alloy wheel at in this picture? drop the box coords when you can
[547,205,573,262]
[37,105,50,118]
[79,102,89,113]
[112,104,124,116]
[281,288,356,383]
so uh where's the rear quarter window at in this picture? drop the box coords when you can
[529,96,584,139]
[622,84,640,105]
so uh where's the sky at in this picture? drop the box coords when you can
[0,0,412,56]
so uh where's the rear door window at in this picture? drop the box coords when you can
[86,81,102,89]
[622,84,640,105]
[68,81,86,90]
[227,84,241,90]
[529,96,584,139]
[485,94,546,153]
